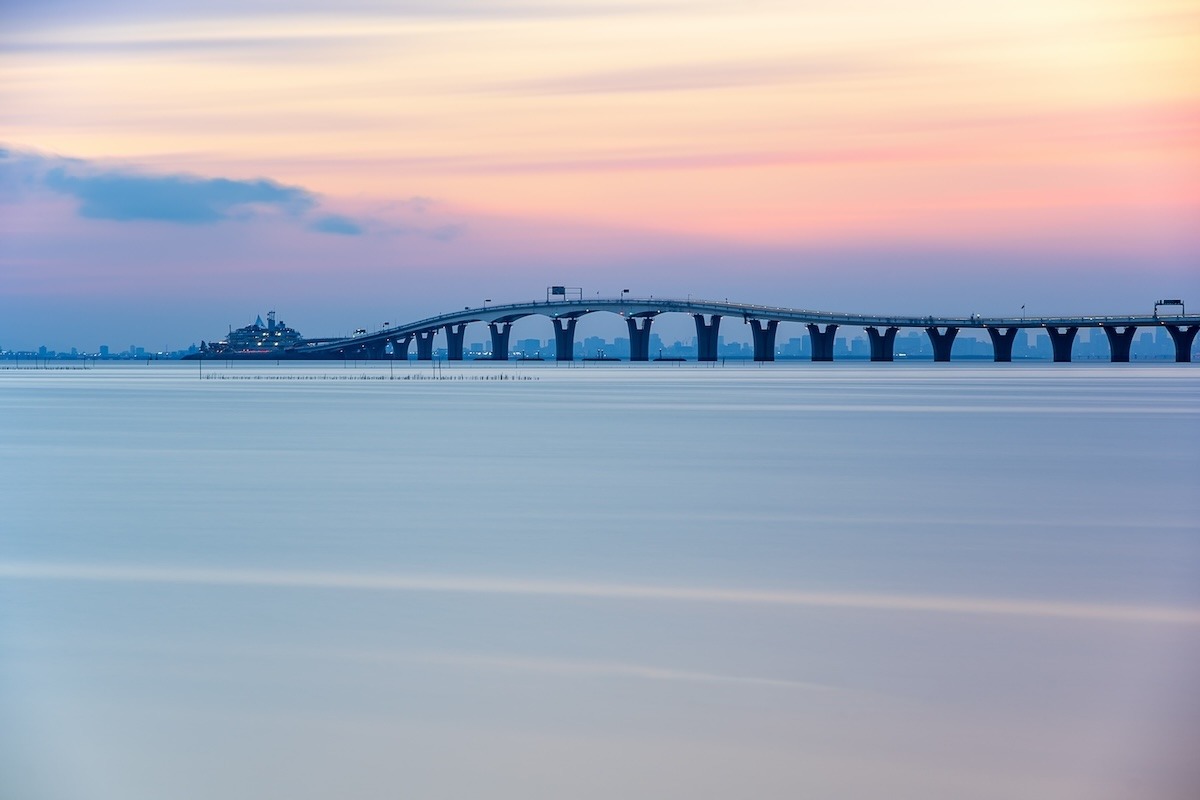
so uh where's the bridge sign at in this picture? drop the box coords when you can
[1155,299,1185,316]
[547,285,582,301]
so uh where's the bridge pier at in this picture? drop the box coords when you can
[806,323,838,361]
[1102,325,1136,363]
[1164,324,1198,362]
[925,326,958,362]
[389,333,412,360]
[415,329,437,361]
[444,323,467,360]
[1045,326,1078,362]
[626,316,654,361]
[694,314,722,361]
[363,340,388,360]
[296,299,1200,362]
[552,317,579,362]
[489,322,512,361]
[748,319,778,362]
[865,326,898,361]
[986,327,1018,362]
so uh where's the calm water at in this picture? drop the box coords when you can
[2,362,1198,799]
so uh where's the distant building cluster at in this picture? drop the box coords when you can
[0,343,199,362]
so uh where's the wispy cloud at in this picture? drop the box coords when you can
[43,169,314,223]
[3,562,1197,624]
[5,0,682,28]
[2,0,693,54]
[491,55,871,95]
[308,213,364,235]
[1,147,364,234]
[0,35,373,57]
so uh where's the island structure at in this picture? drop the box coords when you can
[195,311,304,358]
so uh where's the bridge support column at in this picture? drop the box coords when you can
[1164,324,1198,362]
[363,340,388,360]
[806,324,838,361]
[552,317,578,362]
[415,329,437,361]
[489,322,512,361]
[925,326,958,362]
[626,317,654,361]
[1102,325,1136,363]
[865,326,898,362]
[694,314,722,361]
[986,327,1018,362]
[748,319,778,362]
[444,323,467,360]
[1045,326,1078,362]
[389,334,412,360]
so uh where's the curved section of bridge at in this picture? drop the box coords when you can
[289,297,1200,363]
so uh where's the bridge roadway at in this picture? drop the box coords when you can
[291,297,1200,363]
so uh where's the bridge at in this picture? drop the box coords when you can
[288,297,1200,363]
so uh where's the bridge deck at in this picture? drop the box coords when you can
[293,297,1198,355]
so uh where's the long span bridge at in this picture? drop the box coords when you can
[282,297,1198,363]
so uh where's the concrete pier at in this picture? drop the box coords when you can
[626,316,654,362]
[865,326,898,362]
[389,333,412,360]
[986,327,1018,362]
[489,321,512,361]
[694,314,722,362]
[444,323,467,360]
[806,323,838,362]
[925,326,958,362]
[415,329,436,361]
[1045,326,1078,362]
[552,317,579,362]
[748,319,778,362]
[1164,324,1198,362]
[1102,325,1136,363]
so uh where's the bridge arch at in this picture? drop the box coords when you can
[536,308,661,361]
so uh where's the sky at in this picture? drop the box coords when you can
[2,0,1198,350]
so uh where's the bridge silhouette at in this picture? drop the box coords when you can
[282,297,1198,363]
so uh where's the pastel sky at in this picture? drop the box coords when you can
[2,0,1198,349]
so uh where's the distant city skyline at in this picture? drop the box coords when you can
[2,1,1197,350]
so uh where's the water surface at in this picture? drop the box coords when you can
[2,362,1198,799]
